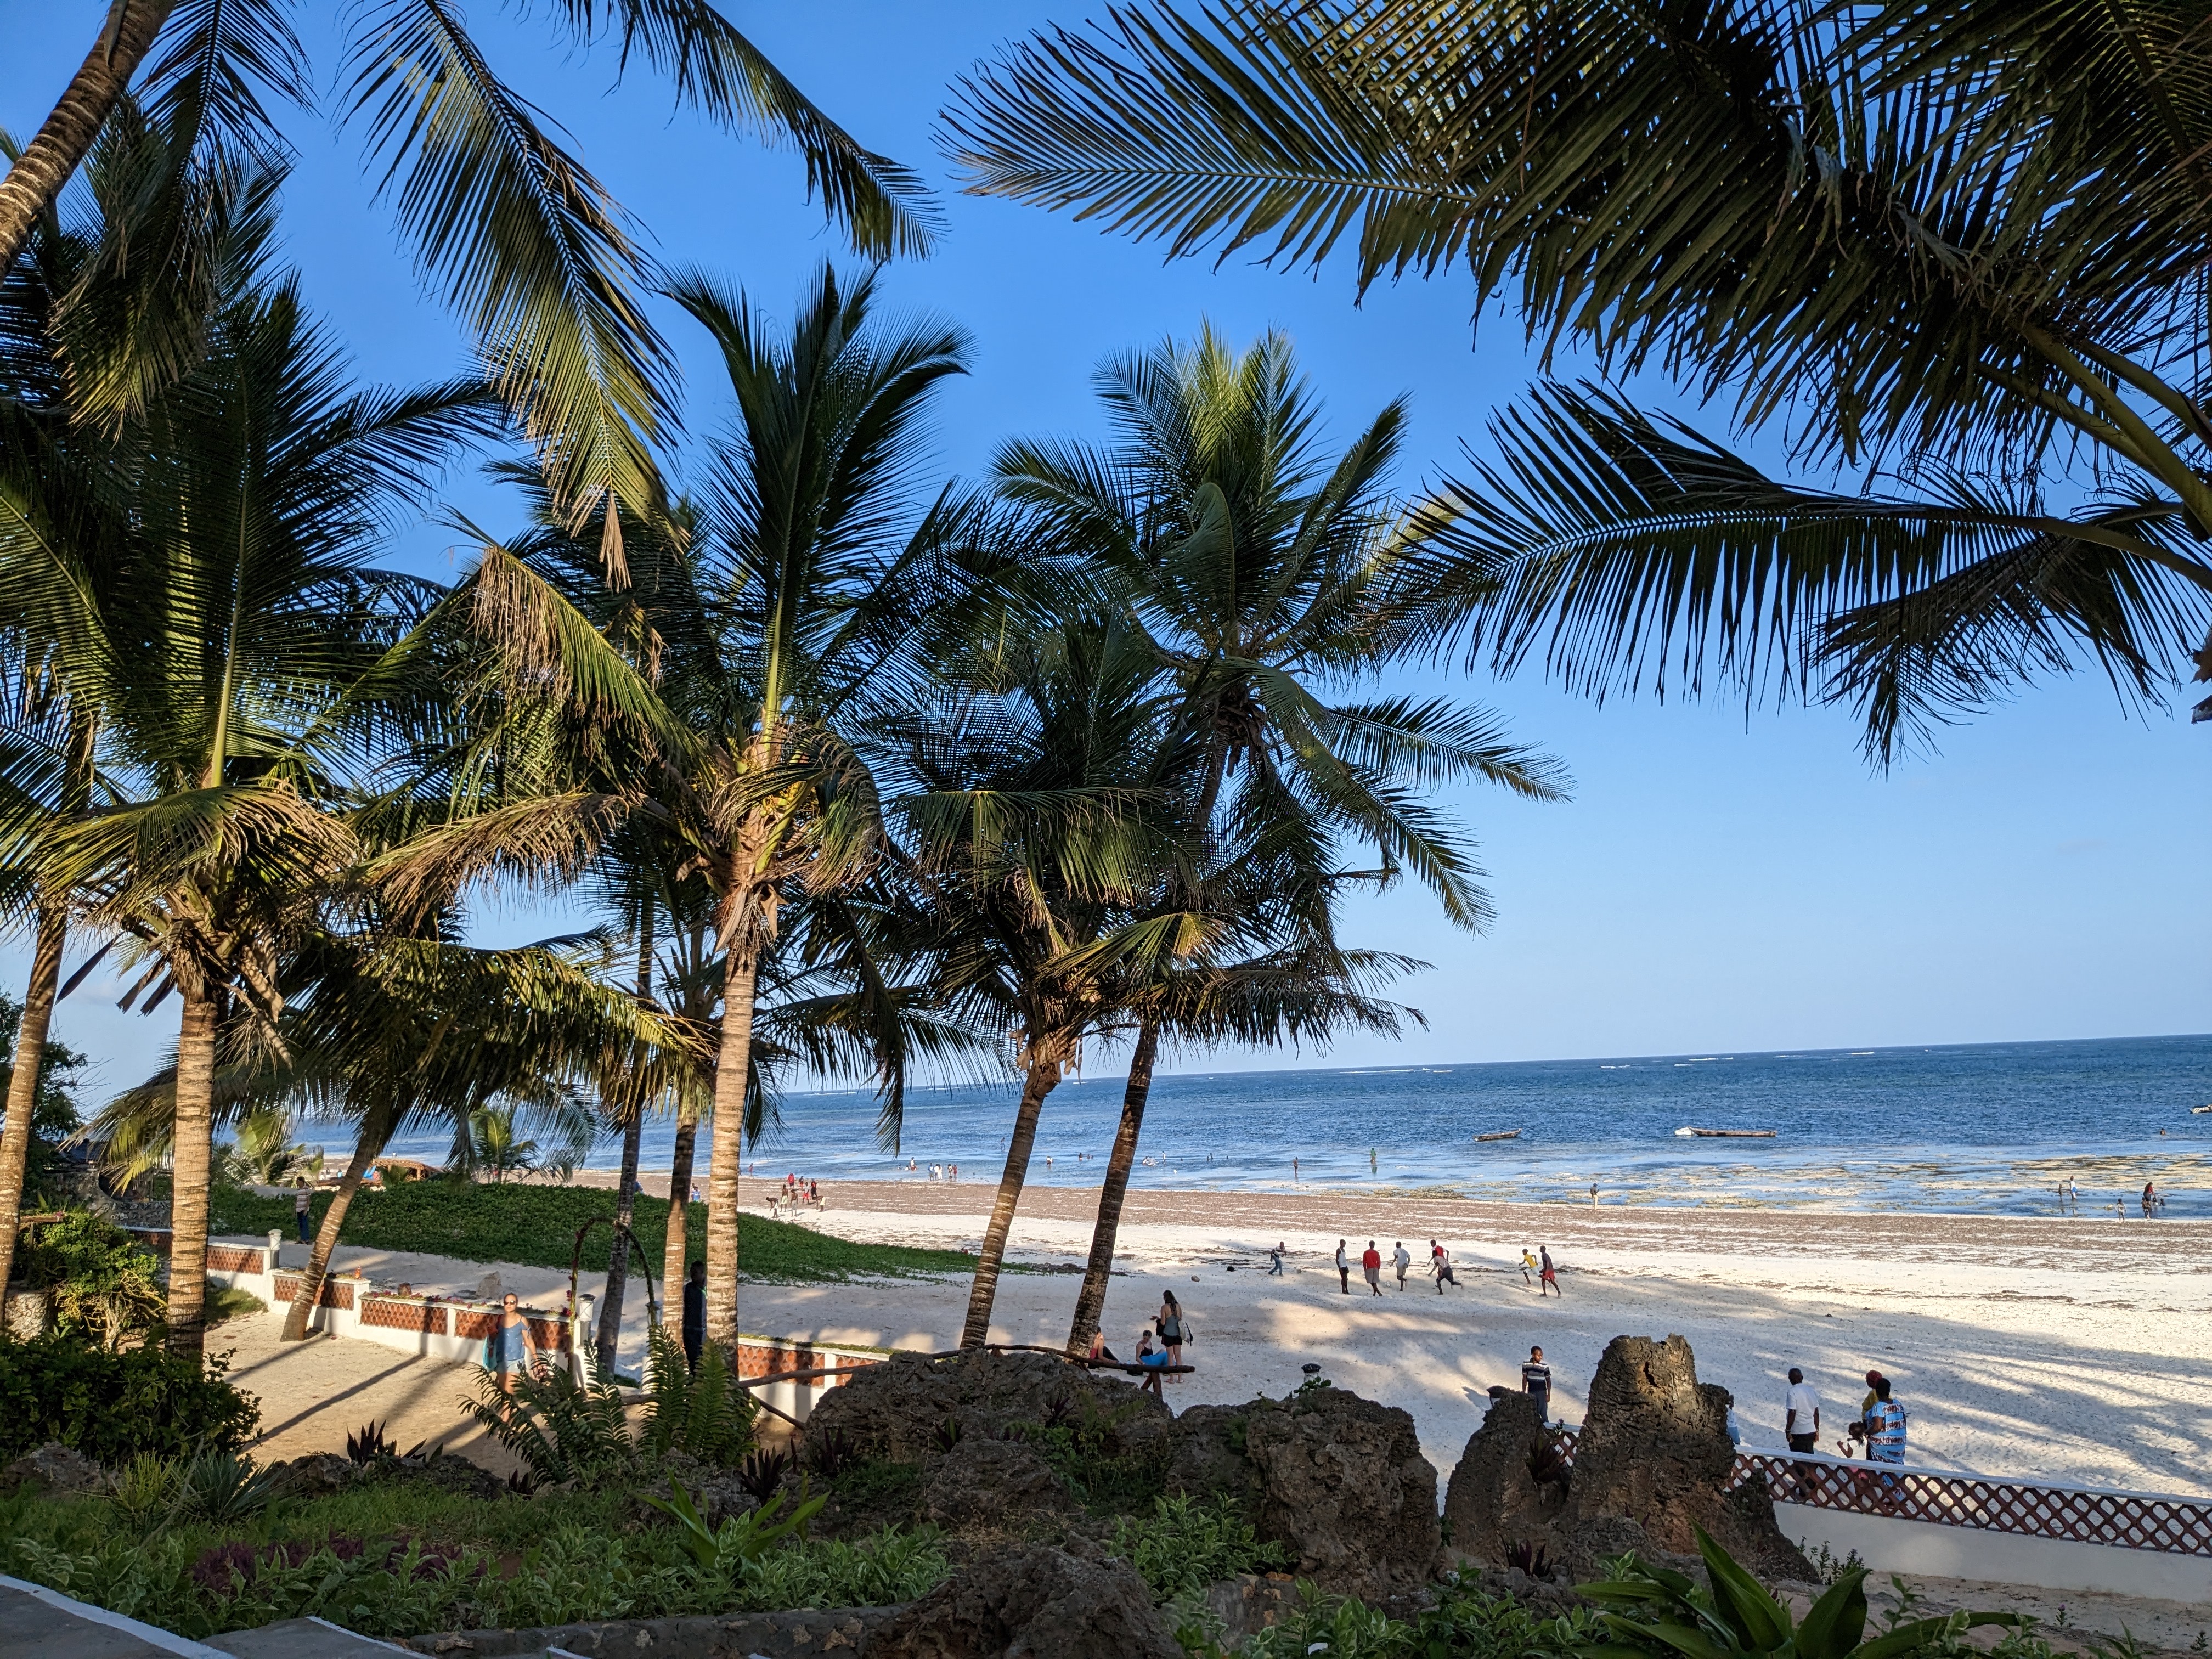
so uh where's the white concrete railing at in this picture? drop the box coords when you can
[200,1238,885,1419]
[1545,1424,2212,1600]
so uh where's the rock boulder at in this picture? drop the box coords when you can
[806,1350,1169,1469]
[922,1436,1075,1530]
[1440,1390,1568,1567]
[1566,1335,1811,1579]
[0,1442,108,1496]
[1238,1386,1440,1600]
[864,1545,1181,1659]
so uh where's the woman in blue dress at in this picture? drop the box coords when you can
[485,1291,542,1392]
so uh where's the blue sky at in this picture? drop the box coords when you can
[7,2,2207,1099]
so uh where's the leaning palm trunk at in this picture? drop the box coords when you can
[595,1103,646,1375]
[0,0,180,270]
[960,1057,1061,1348]
[0,907,68,1300]
[280,1105,392,1342]
[1064,1021,1158,1356]
[595,906,655,1374]
[701,951,761,1365]
[165,984,218,1358]
[661,1111,698,1308]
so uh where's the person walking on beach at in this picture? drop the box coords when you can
[1269,1240,1285,1276]
[2144,1180,2160,1217]
[1158,1291,1191,1380]
[681,1261,706,1372]
[1430,1240,1459,1292]
[1335,1239,1351,1294]
[292,1177,312,1245]
[1392,1241,1412,1290]
[485,1292,543,1395]
[1521,1346,1552,1418]
[1361,1242,1384,1295]
[1538,1245,1561,1296]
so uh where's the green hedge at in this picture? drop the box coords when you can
[0,1338,259,1464]
[209,1180,985,1282]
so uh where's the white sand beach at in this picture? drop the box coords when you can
[255,1175,2212,1501]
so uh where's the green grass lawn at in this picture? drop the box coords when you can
[210,1180,988,1283]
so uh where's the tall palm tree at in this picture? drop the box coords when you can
[944,0,2212,757]
[994,326,1564,1353]
[3,0,935,544]
[880,614,1171,1347]
[37,272,494,1357]
[386,263,979,1365]
[0,119,270,1300]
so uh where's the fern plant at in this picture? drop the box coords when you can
[462,1365,633,1487]
[637,1328,755,1468]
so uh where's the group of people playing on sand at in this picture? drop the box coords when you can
[1261,1238,1561,1295]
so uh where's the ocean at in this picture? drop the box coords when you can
[348,1032,2212,1217]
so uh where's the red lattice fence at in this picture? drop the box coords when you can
[1542,1426,2212,1556]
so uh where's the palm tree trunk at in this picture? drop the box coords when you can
[1065,1020,1158,1355]
[0,0,181,270]
[701,949,760,1367]
[595,1102,645,1375]
[960,1057,1060,1348]
[280,1105,391,1342]
[597,895,656,1374]
[164,984,217,1359]
[660,1111,697,1316]
[0,906,67,1301]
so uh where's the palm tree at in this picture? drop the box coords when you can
[880,614,1173,1347]
[2,0,935,544]
[37,270,494,1357]
[0,120,269,1301]
[993,326,1564,1353]
[944,0,2212,757]
[387,263,978,1365]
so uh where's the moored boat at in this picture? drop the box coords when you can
[1474,1128,1522,1142]
[1674,1126,1778,1138]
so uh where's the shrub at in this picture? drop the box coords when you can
[1107,1493,1290,1603]
[0,1337,258,1464]
[1009,1394,1166,1515]
[12,1212,166,1348]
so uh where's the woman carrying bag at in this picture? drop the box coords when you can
[1158,1291,1193,1381]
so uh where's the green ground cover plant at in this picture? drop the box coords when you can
[0,1337,259,1463]
[1108,1493,1290,1603]
[208,1181,988,1282]
[0,1471,953,1639]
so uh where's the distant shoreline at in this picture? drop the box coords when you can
[527,1169,2212,1246]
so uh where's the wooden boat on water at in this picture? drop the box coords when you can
[1475,1128,1523,1142]
[1675,1126,1778,1138]
[2192,1105,2212,1115]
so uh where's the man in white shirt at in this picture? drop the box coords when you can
[1785,1367,1822,1452]
[1392,1241,1412,1290]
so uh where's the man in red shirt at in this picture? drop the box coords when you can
[1361,1242,1384,1296]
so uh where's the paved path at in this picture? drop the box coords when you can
[210,1314,516,1474]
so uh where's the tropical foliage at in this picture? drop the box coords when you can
[943,0,2212,758]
